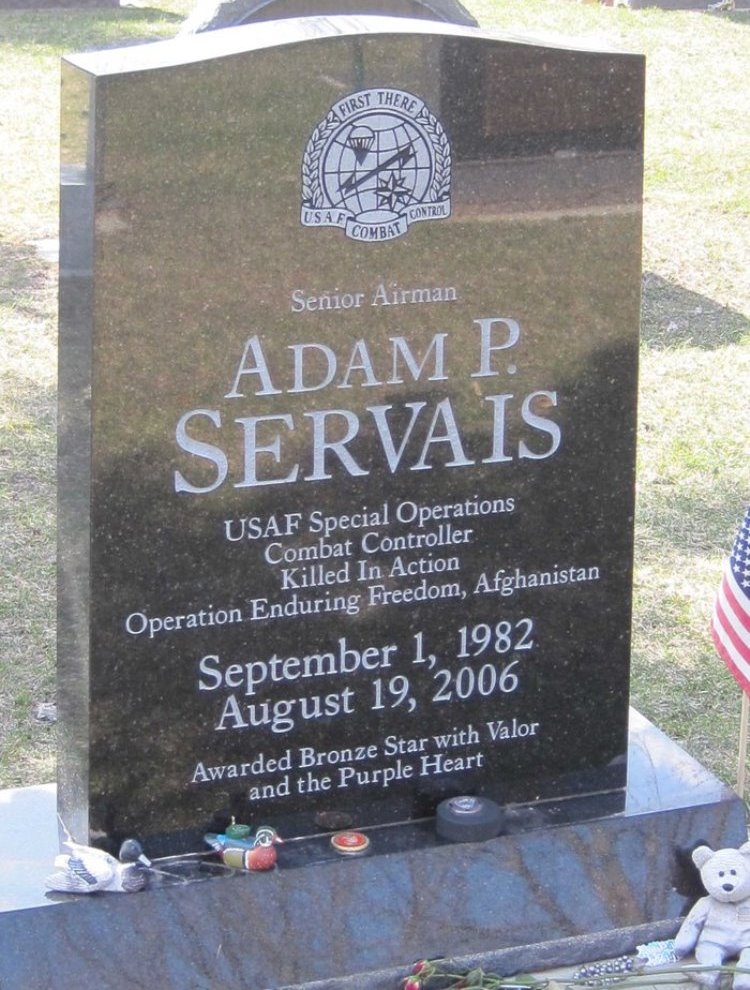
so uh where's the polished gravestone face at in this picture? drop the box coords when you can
[59,18,644,854]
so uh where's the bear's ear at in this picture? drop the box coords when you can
[692,845,714,868]
[739,842,750,857]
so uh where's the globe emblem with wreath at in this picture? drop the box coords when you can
[320,111,434,221]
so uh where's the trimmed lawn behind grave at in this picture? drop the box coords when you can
[0,0,748,790]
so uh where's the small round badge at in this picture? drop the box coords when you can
[331,831,371,856]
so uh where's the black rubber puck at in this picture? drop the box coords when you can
[435,795,504,842]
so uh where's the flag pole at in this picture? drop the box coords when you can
[737,690,750,797]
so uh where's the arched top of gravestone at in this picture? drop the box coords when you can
[180,0,478,32]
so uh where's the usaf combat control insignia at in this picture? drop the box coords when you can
[301,88,451,243]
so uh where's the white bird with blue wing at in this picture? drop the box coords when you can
[45,819,152,894]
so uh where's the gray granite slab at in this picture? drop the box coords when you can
[1,712,746,989]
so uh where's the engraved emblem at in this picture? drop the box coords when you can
[448,796,482,815]
[301,88,451,243]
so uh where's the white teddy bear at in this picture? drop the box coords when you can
[675,842,750,989]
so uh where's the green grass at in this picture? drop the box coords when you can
[0,0,748,791]
[0,4,189,785]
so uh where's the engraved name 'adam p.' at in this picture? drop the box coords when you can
[173,318,563,493]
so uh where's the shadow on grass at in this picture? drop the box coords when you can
[0,241,54,324]
[636,485,748,559]
[0,6,182,52]
[0,240,56,447]
[641,271,749,350]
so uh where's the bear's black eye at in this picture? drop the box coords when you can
[731,870,738,876]
[719,871,725,877]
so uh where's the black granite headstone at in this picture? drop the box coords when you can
[59,16,644,855]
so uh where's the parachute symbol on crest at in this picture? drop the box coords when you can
[347,126,375,164]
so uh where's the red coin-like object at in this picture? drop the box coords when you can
[331,831,371,855]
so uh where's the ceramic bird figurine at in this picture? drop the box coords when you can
[45,832,152,895]
[204,824,282,871]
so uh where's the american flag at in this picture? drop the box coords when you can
[711,507,750,693]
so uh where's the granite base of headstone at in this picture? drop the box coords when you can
[1,713,746,990]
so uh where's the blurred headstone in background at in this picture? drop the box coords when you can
[180,0,477,30]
